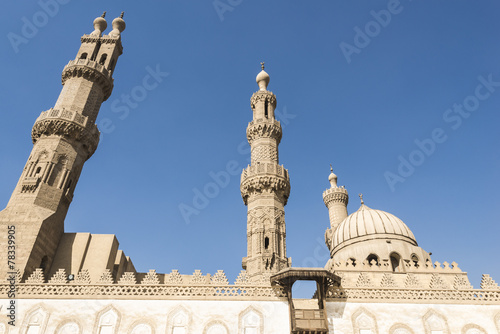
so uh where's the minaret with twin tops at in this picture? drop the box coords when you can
[0,13,126,281]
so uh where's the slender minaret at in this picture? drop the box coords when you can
[0,13,126,280]
[240,64,291,278]
[323,165,349,251]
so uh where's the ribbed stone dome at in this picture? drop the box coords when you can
[332,204,417,252]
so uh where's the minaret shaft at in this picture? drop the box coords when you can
[241,67,291,278]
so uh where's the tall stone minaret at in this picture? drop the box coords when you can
[240,64,291,278]
[323,166,349,251]
[0,13,126,281]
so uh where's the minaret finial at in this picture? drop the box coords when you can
[330,164,333,172]
[120,12,124,18]
[261,62,265,70]
[359,193,364,205]
[101,11,106,18]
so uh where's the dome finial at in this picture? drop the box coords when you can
[261,62,265,70]
[359,193,364,205]
[328,164,338,187]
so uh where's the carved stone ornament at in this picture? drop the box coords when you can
[250,90,277,109]
[240,174,290,205]
[246,120,282,144]
[61,61,114,100]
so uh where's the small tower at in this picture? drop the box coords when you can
[240,64,291,278]
[323,165,349,251]
[0,13,126,281]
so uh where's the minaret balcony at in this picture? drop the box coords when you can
[61,58,114,100]
[246,119,282,143]
[31,108,100,159]
[240,163,290,204]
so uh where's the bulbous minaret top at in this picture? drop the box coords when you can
[109,12,126,37]
[323,165,349,251]
[256,62,270,91]
[90,12,107,37]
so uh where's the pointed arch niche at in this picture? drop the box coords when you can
[238,306,264,334]
[129,322,154,334]
[167,305,191,334]
[422,310,449,334]
[351,307,378,334]
[21,304,49,334]
[93,305,121,334]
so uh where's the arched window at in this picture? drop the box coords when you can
[411,254,419,267]
[423,310,449,334]
[130,323,152,334]
[348,258,357,267]
[390,253,402,272]
[99,54,107,65]
[264,102,268,118]
[366,254,379,266]
[264,237,269,250]
[57,321,80,334]
[352,307,378,334]
[80,53,87,60]
[239,307,263,334]
[94,306,119,334]
[35,167,42,176]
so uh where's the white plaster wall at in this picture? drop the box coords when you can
[5,299,290,333]
[326,301,500,333]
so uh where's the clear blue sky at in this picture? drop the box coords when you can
[0,1,499,289]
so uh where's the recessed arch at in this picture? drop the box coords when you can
[422,309,449,334]
[238,306,264,334]
[166,305,191,334]
[461,323,486,334]
[20,304,49,334]
[390,252,403,273]
[351,307,378,334]
[129,321,155,334]
[389,323,414,334]
[366,253,379,266]
[55,320,81,334]
[93,305,121,334]
[203,320,229,334]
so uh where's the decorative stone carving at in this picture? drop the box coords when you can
[234,270,250,285]
[250,90,277,109]
[356,272,372,288]
[26,268,45,284]
[453,275,472,290]
[118,272,136,285]
[246,120,282,144]
[480,274,499,290]
[380,273,398,288]
[141,270,160,285]
[166,270,183,285]
[74,269,91,284]
[404,273,421,289]
[61,59,114,100]
[211,270,229,285]
[429,274,450,290]
[49,269,67,284]
[96,269,114,284]
[191,270,206,284]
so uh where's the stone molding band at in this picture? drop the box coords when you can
[246,120,282,144]
[61,59,114,100]
[250,91,277,109]
[31,115,100,160]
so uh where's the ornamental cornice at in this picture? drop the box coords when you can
[61,59,114,100]
[81,34,123,54]
[246,120,282,144]
[31,110,99,160]
[323,189,349,206]
[240,170,290,205]
[250,91,277,109]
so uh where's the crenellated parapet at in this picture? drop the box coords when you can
[31,108,100,160]
[61,58,114,100]
[322,186,348,206]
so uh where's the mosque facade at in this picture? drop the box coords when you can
[0,14,499,334]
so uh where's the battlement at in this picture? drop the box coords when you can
[241,163,289,181]
[35,108,89,127]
